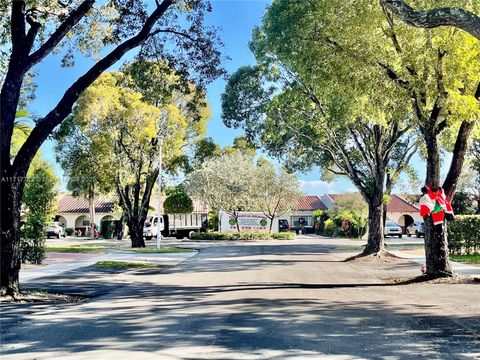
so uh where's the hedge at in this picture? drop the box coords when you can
[189,231,296,241]
[448,215,480,255]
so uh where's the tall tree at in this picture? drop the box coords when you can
[375,1,480,277]
[224,0,480,276]
[222,1,417,256]
[55,116,114,239]
[72,69,209,247]
[185,152,258,232]
[255,162,302,233]
[0,0,224,295]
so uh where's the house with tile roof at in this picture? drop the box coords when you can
[279,195,328,233]
[55,194,209,235]
[55,194,122,235]
[321,193,422,234]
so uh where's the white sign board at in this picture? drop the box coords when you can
[219,212,279,233]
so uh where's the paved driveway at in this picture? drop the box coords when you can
[1,238,479,359]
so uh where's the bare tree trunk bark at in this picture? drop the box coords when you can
[363,200,385,255]
[128,219,146,248]
[424,132,453,277]
[0,179,23,296]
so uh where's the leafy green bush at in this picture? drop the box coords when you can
[208,211,219,231]
[163,186,194,214]
[316,209,367,238]
[190,231,296,241]
[271,232,296,240]
[448,215,480,255]
[20,162,58,264]
[65,227,75,236]
[20,238,46,265]
[100,220,116,239]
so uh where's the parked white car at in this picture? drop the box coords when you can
[45,221,65,239]
[384,221,402,238]
[406,221,424,238]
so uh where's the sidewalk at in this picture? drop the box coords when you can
[390,248,480,276]
[20,249,198,283]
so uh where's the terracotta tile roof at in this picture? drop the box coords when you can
[293,195,328,211]
[57,195,117,213]
[325,193,419,213]
[386,194,419,213]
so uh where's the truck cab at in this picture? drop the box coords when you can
[143,215,164,240]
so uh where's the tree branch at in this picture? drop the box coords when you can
[380,0,480,40]
[443,119,478,198]
[26,0,96,69]
[13,0,174,178]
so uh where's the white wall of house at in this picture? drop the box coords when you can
[56,212,121,230]
[280,211,317,228]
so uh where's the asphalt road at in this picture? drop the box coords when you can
[1,238,479,359]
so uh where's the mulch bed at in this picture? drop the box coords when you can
[0,291,88,304]
[344,251,408,264]
[386,274,480,285]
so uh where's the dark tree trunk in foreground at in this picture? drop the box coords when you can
[0,0,175,295]
[0,180,23,296]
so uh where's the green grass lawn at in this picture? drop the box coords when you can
[94,261,169,269]
[46,245,108,253]
[119,246,194,254]
[450,253,480,264]
[385,243,424,249]
[335,245,365,251]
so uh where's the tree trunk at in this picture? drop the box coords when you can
[269,217,274,233]
[424,132,453,277]
[363,201,385,255]
[424,216,452,277]
[128,219,146,248]
[115,214,125,240]
[0,179,23,296]
[88,186,95,240]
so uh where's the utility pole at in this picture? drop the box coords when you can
[157,137,164,250]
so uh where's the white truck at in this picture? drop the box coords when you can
[143,213,208,240]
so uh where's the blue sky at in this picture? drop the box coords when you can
[30,0,432,195]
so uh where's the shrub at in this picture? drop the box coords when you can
[65,227,75,236]
[21,162,58,264]
[271,232,296,240]
[189,231,296,241]
[448,215,480,255]
[20,238,46,265]
[320,218,336,237]
[163,187,194,214]
[100,221,116,239]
